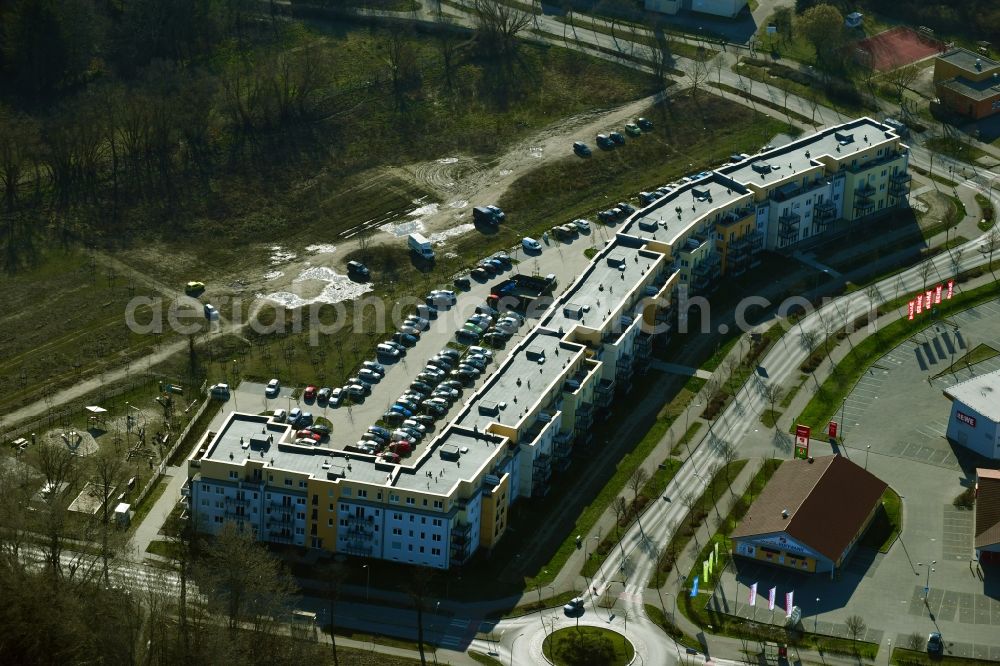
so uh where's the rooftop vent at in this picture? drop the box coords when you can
[752,163,772,175]
[440,444,461,461]
[563,304,585,320]
[327,465,347,479]
[835,131,854,145]
[479,401,500,417]
[526,346,546,362]
[781,508,789,519]
[607,255,626,269]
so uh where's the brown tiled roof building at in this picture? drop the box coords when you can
[732,455,888,576]
[975,468,1000,564]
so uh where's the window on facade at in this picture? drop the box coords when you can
[393,528,402,535]
[432,518,442,527]
[284,479,292,486]
[343,488,351,497]
[392,542,401,550]
[432,548,440,556]
[432,534,442,542]
[229,471,238,479]
[340,504,349,511]
[328,519,333,527]
[419,546,425,554]
[406,497,415,505]
[421,517,426,525]
[390,493,399,503]
[340,519,348,527]
[358,489,367,498]
[299,481,306,488]
[202,484,209,492]
[433,500,443,509]
[422,499,427,506]
[394,513,402,520]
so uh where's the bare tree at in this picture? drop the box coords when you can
[407,567,436,666]
[645,35,674,96]
[883,64,920,101]
[919,258,934,290]
[983,227,1000,274]
[762,382,784,429]
[612,495,628,536]
[92,443,130,587]
[906,632,924,651]
[32,439,83,586]
[683,57,711,103]
[628,467,649,534]
[472,0,531,66]
[845,614,867,647]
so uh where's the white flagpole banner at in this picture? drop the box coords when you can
[749,582,758,606]
[786,591,794,617]
[768,587,776,611]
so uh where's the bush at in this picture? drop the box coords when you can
[556,630,617,665]
[954,486,976,509]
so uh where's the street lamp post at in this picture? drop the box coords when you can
[865,445,871,470]
[815,597,821,634]
[918,560,937,600]
[511,633,524,666]
[664,591,677,626]
[362,564,370,601]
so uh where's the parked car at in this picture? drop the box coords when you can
[317,387,331,402]
[383,411,406,425]
[625,122,641,136]
[399,325,421,337]
[471,267,490,281]
[329,387,343,407]
[346,384,366,397]
[273,408,287,423]
[393,332,418,347]
[297,430,321,442]
[386,340,407,353]
[266,378,280,396]
[573,141,591,157]
[362,361,385,375]
[347,377,371,391]
[405,316,429,330]
[390,404,413,417]
[310,424,330,435]
[416,372,441,385]
[609,131,626,145]
[303,385,317,400]
[346,260,370,280]
[617,202,636,215]
[412,415,436,426]
[637,117,653,130]
[401,426,424,441]
[440,379,463,391]
[433,386,459,399]
[572,218,590,232]
[299,412,313,426]
[522,237,541,252]
[597,209,616,223]
[439,348,461,361]
[377,343,400,358]
[596,134,614,150]
[369,425,391,439]
[468,346,493,358]
[429,289,457,304]
[564,598,584,615]
[477,261,497,275]
[454,276,471,290]
[492,251,512,266]
[639,191,657,205]
[927,633,943,655]
[456,328,480,343]
[289,407,302,424]
[358,369,381,383]
[410,381,433,395]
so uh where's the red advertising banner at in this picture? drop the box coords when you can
[908,300,915,320]
[925,291,932,309]
[794,424,810,459]
[828,421,838,438]
[935,284,943,304]
[947,280,954,299]
[916,297,923,314]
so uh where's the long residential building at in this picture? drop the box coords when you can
[186,117,910,568]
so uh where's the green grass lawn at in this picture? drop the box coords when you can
[543,626,634,666]
[931,343,999,379]
[796,282,1000,431]
[975,193,995,231]
[925,137,987,163]
[644,603,703,651]
[145,539,184,559]
[671,421,703,457]
[496,94,788,245]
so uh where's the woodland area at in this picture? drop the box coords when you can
[0,0,645,275]
[795,0,1000,42]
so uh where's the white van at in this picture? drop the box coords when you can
[273,408,287,423]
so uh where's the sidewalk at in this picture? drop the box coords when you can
[131,465,186,560]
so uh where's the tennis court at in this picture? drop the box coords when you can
[856,26,947,71]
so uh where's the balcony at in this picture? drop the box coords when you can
[225,496,251,507]
[451,543,472,564]
[813,200,836,231]
[778,212,800,242]
[451,521,473,546]
[853,186,876,216]
[267,530,294,544]
[595,378,616,408]
[343,540,374,557]
[181,480,191,497]
[888,172,911,198]
[267,513,293,526]
[635,334,653,360]
[554,433,573,459]
[576,403,594,429]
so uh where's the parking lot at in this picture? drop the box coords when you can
[209,224,613,458]
[707,297,1000,657]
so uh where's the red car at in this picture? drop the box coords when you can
[296,429,321,441]
[304,385,317,400]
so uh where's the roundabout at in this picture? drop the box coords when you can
[542,626,635,665]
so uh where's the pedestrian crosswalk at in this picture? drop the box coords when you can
[439,617,475,649]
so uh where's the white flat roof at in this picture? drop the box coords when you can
[945,368,1000,423]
